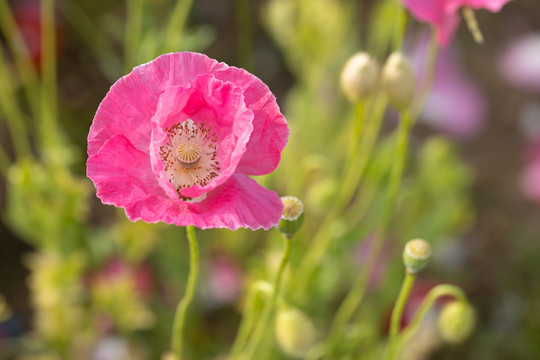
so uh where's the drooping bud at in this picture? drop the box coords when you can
[278,196,304,237]
[340,52,380,103]
[382,52,416,110]
[402,239,431,274]
[275,307,316,358]
[438,301,476,344]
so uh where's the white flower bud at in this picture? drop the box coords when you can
[403,239,431,274]
[382,52,416,110]
[340,52,380,103]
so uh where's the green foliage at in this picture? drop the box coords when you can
[397,137,474,243]
[5,159,90,252]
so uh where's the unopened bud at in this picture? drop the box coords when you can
[438,301,476,344]
[275,307,316,358]
[403,239,431,274]
[278,196,304,237]
[340,52,380,103]
[161,353,178,360]
[382,52,415,110]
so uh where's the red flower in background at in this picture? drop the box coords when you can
[11,0,63,70]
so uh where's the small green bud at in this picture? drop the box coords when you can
[382,52,416,110]
[438,301,476,344]
[403,239,431,274]
[161,353,178,360]
[275,307,316,358]
[340,52,380,103]
[278,196,304,237]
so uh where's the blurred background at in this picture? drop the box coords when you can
[1,0,540,359]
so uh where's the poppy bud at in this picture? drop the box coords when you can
[340,52,380,103]
[403,239,431,274]
[382,52,416,110]
[278,196,304,237]
[275,307,316,358]
[438,301,476,344]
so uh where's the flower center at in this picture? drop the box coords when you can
[176,141,201,168]
[159,119,220,202]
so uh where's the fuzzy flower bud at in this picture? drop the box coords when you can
[403,239,431,274]
[438,301,476,344]
[275,307,316,358]
[278,196,304,237]
[382,52,416,110]
[340,52,380,103]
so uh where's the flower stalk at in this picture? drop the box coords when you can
[385,272,415,360]
[395,284,469,353]
[239,234,293,360]
[171,225,200,359]
[328,109,413,350]
[230,281,273,359]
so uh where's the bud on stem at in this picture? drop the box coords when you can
[382,52,416,110]
[340,52,380,103]
[438,301,476,344]
[403,239,431,274]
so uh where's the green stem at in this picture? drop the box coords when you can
[346,101,366,167]
[462,7,484,44]
[124,0,143,73]
[385,272,415,360]
[235,0,253,72]
[230,282,273,358]
[164,0,194,53]
[0,0,40,118]
[0,46,31,157]
[392,0,407,50]
[294,96,386,299]
[412,32,439,121]
[40,0,59,157]
[327,110,413,351]
[239,236,292,360]
[62,1,123,81]
[0,145,9,177]
[171,225,200,359]
[340,95,387,203]
[396,284,467,352]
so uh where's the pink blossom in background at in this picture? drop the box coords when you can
[201,253,243,307]
[409,38,486,139]
[88,257,155,299]
[355,235,390,291]
[401,0,512,46]
[499,33,540,93]
[87,52,288,230]
[421,47,486,139]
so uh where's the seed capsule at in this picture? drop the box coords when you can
[403,239,431,274]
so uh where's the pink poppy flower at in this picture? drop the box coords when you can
[401,0,512,46]
[87,52,288,230]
